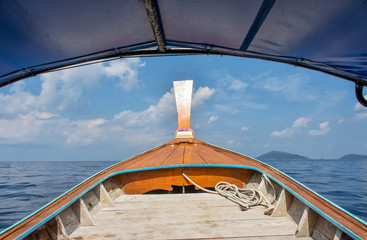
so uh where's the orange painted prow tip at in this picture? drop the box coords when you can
[174,80,194,138]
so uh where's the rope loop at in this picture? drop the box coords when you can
[182,173,275,214]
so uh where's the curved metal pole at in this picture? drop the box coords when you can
[355,83,367,108]
[1,47,367,90]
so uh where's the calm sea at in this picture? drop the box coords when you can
[0,159,366,232]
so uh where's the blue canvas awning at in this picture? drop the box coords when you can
[1,0,367,102]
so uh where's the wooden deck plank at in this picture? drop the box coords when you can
[110,202,244,211]
[204,142,367,239]
[70,220,299,240]
[111,193,271,213]
[161,144,185,166]
[120,144,178,169]
[114,194,236,206]
[69,193,303,240]
[92,211,291,226]
[183,144,207,164]
[93,206,270,224]
[115,192,223,202]
[70,235,310,240]
[194,143,241,165]
[101,194,270,220]
[2,138,365,239]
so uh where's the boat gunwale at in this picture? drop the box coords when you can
[203,141,367,226]
[1,162,364,240]
[0,142,168,239]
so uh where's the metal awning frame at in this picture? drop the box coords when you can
[2,42,366,86]
[1,0,366,106]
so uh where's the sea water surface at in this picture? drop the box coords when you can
[0,159,366,232]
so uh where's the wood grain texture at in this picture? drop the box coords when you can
[115,167,254,194]
[1,138,366,239]
[174,80,193,130]
[287,198,306,224]
[94,184,115,207]
[272,188,293,217]
[69,193,304,240]
[296,206,318,237]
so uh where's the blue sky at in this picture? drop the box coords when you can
[0,55,366,161]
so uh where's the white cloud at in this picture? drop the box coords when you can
[241,126,249,131]
[354,98,367,119]
[214,101,267,114]
[66,86,214,146]
[260,73,316,101]
[228,79,248,91]
[292,117,311,128]
[337,118,344,124]
[271,117,311,138]
[38,63,105,112]
[192,87,216,107]
[271,128,292,138]
[356,112,367,119]
[103,58,145,91]
[215,72,248,91]
[113,90,176,127]
[0,58,146,117]
[208,115,218,124]
[0,57,155,149]
[0,111,110,146]
[308,121,331,136]
[0,82,37,116]
[0,111,62,144]
[0,82,215,147]
[114,86,215,127]
[64,118,108,145]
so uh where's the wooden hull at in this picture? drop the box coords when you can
[0,139,365,239]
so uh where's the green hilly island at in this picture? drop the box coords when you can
[257,151,309,161]
[257,151,367,160]
[339,154,367,161]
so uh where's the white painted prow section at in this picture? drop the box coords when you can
[174,80,194,138]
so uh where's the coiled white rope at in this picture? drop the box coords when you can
[182,173,276,215]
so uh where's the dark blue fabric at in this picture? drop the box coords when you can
[1,0,367,86]
[240,0,276,51]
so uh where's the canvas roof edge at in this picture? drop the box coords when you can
[1,47,366,108]
[174,80,194,139]
[2,47,367,87]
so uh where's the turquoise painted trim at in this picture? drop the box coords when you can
[3,163,364,240]
[205,142,367,227]
[0,142,166,239]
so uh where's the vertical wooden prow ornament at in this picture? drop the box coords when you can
[174,80,194,138]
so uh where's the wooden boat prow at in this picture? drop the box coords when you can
[0,81,366,240]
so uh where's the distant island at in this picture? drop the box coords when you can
[257,151,309,161]
[339,154,367,161]
[257,151,367,161]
